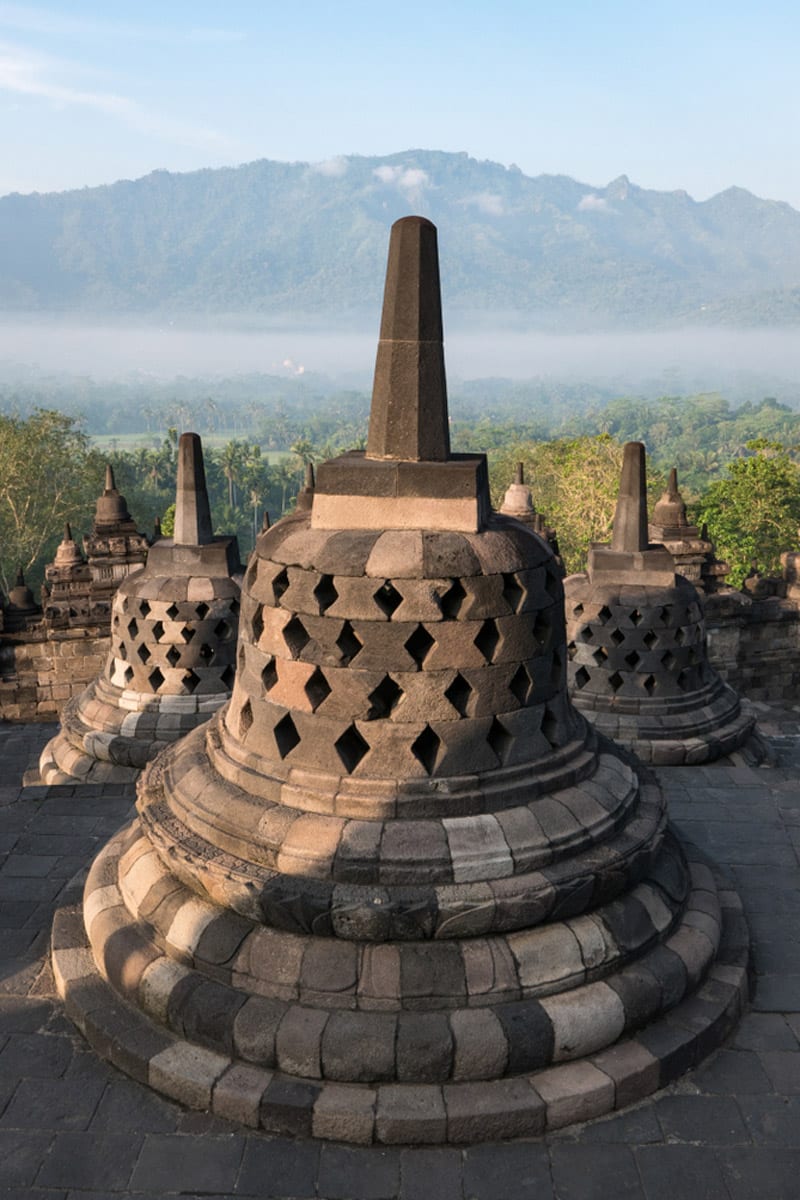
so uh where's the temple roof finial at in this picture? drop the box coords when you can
[366,216,450,463]
[173,432,214,546]
[105,463,115,493]
[610,442,649,554]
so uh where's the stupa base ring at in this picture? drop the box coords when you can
[52,823,749,1145]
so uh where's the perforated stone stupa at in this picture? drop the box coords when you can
[52,219,748,1145]
[39,434,242,783]
[565,442,754,764]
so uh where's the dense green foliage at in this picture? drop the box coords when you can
[4,388,800,599]
[4,152,800,327]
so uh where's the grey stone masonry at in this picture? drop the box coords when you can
[565,442,755,765]
[58,219,748,1144]
[38,433,242,785]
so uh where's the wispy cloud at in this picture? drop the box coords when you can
[311,156,349,178]
[0,40,234,151]
[373,165,430,200]
[577,193,615,213]
[0,4,243,45]
[464,191,506,216]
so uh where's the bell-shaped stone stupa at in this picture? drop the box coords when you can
[499,462,562,568]
[649,467,729,594]
[53,220,747,1144]
[565,443,754,764]
[39,434,242,783]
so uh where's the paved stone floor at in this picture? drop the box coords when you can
[0,707,799,1199]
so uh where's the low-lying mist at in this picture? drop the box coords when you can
[1,318,799,402]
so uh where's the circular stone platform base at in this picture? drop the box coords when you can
[52,825,749,1144]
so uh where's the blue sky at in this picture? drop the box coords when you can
[0,1,798,206]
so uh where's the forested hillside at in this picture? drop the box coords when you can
[3,151,800,328]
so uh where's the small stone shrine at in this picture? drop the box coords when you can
[648,468,729,594]
[53,219,748,1144]
[42,523,94,627]
[3,568,42,632]
[39,433,242,783]
[499,462,562,568]
[83,463,149,614]
[565,443,754,764]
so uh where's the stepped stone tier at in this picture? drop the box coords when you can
[53,218,748,1145]
[565,443,754,765]
[39,434,242,784]
[648,468,730,594]
[499,462,562,569]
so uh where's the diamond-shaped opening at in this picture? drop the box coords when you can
[166,645,181,668]
[283,616,310,659]
[593,647,608,665]
[183,669,200,694]
[502,573,524,613]
[440,579,466,619]
[659,605,673,624]
[609,671,624,692]
[220,665,235,689]
[474,619,500,663]
[238,644,246,672]
[567,640,578,662]
[262,658,278,691]
[674,627,685,645]
[199,642,215,663]
[610,628,625,646]
[113,614,120,628]
[118,643,128,661]
[335,723,369,773]
[275,712,301,758]
[575,665,591,690]
[572,602,584,617]
[196,602,210,619]
[252,605,264,643]
[152,620,164,641]
[148,666,165,691]
[580,625,594,642]
[127,617,139,638]
[643,674,657,695]
[272,567,289,602]
[166,603,180,621]
[411,725,441,775]
[180,626,196,643]
[598,605,612,623]
[239,699,253,738]
[314,574,338,613]
[445,671,473,716]
[367,674,404,719]
[214,619,232,641]
[487,717,513,764]
[688,648,698,665]
[139,600,151,618]
[629,609,644,626]
[541,705,560,747]
[661,650,675,669]
[336,620,363,664]
[676,669,690,692]
[374,580,403,618]
[625,650,641,668]
[509,663,531,704]
[246,559,258,588]
[643,630,658,649]
[123,665,134,685]
[137,644,151,664]
[406,624,435,668]
[532,610,552,649]
[305,666,332,712]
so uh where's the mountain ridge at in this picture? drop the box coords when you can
[1,149,799,331]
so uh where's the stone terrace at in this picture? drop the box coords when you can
[0,711,798,1199]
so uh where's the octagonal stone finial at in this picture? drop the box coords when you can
[366,216,450,463]
[173,432,214,546]
[611,441,649,553]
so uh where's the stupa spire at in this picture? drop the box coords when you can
[611,441,649,553]
[173,432,214,546]
[366,216,450,462]
[104,463,115,492]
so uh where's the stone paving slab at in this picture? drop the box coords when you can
[0,713,799,1197]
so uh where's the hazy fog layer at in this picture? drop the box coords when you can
[1,319,799,399]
